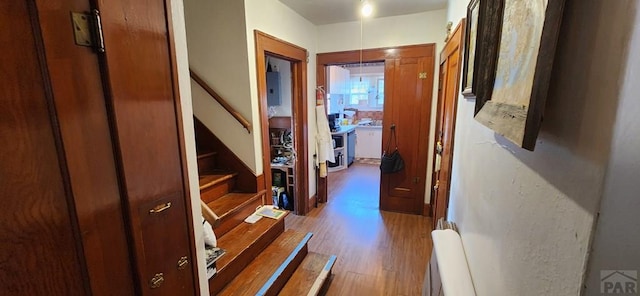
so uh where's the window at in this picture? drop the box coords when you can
[349,80,368,105]
[326,62,385,110]
[377,79,384,105]
[347,75,383,109]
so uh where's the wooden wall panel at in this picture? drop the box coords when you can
[34,0,135,294]
[97,0,197,293]
[0,2,87,294]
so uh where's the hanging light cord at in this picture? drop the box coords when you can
[359,1,364,82]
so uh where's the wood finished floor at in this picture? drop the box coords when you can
[286,163,433,296]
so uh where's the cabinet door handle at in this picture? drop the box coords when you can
[149,202,172,214]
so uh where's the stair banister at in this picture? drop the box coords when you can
[189,69,252,133]
[201,200,221,227]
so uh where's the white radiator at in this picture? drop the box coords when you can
[423,220,476,296]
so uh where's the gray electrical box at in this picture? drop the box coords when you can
[266,72,281,106]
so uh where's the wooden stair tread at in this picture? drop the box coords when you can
[197,151,217,159]
[215,215,286,273]
[280,252,337,296]
[219,230,312,296]
[206,192,261,219]
[198,172,237,190]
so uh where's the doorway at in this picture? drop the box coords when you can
[254,31,310,215]
[317,44,436,215]
[266,56,297,212]
[324,62,385,204]
[326,61,384,173]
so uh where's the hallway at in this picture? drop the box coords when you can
[286,163,433,295]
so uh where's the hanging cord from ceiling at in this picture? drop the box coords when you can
[359,2,364,82]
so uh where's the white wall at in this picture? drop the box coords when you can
[268,56,293,117]
[318,9,448,204]
[244,0,318,197]
[169,0,208,294]
[583,2,640,295]
[446,0,636,295]
[184,0,258,172]
[317,9,447,53]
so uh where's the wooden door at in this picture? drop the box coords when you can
[0,2,90,294]
[431,20,466,228]
[380,55,435,214]
[1,1,197,295]
[96,0,198,294]
[33,0,137,294]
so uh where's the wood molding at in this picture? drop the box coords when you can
[254,30,310,215]
[430,20,465,207]
[308,194,318,213]
[431,19,466,229]
[422,203,432,217]
[317,44,436,65]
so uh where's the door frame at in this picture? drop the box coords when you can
[316,44,436,208]
[430,20,466,225]
[254,30,309,215]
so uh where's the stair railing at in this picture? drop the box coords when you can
[189,69,252,133]
[201,200,221,227]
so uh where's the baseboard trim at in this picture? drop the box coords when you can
[308,194,318,213]
[422,203,432,217]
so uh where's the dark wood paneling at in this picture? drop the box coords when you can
[0,2,87,294]
[96,0,196,293]
[317,44,435,65]
[34,1,135,294]
[195,118,262,192]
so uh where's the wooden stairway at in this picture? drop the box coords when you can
[195,120,336,295]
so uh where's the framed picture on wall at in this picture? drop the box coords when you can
[461,0,480,98]
[474,0,567,151]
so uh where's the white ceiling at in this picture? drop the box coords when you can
[279,0,448,25]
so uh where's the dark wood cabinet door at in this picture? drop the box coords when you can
[0,2,88,294]
[96,0,198,294]
[2,1,196,295]
[380,52,435,214]
[34,0,136,294]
